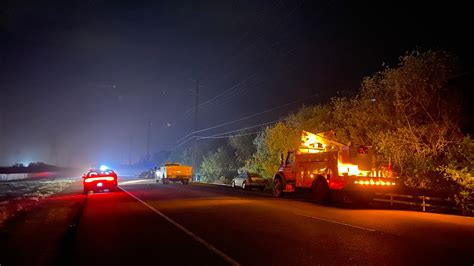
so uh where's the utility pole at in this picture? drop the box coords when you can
[192,80,199,179]
[146,121,152,162]
[0,105,4,166]
[0,87,7,166]
[128,135,133,165]
[50,136,58,166]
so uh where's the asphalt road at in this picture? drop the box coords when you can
[1,177,474,265]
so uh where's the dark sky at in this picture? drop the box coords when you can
[1,0,473,167]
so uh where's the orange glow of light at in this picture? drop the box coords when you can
[337,161,371,177]
[84,177,115,183]
[300,131,326,152]
[354,179,395,186]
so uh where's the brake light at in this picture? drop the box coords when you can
[84,176,115,183]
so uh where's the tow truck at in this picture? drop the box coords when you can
[273,130,397,203]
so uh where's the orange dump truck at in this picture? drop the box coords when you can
[273,130,397,203]
[155,162,192,184]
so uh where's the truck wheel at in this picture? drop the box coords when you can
[273,178,284,198]
[181,180,189,185]
[311,177,329,203]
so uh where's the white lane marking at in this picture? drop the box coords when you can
[120,186,240,266]
[119,179,152,185]
[294,212,377,232]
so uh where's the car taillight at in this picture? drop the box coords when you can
[84,176,115,183]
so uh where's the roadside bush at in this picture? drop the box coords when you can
[200,147,237,183]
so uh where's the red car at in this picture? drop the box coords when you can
[82,169,118,194]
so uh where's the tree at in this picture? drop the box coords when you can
[246,104,334,178]
[167,147,192,166]
[332,50,462,189]
[200,147,237,183]
[229,133,256,167]
[439,136,474,214]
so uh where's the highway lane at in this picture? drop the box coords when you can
[1,178,474,265]
[118,181,474,265]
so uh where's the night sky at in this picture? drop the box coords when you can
[1,0,473,167]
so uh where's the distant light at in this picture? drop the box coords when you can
[99,165,109,171]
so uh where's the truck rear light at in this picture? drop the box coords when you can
[354,180,396,186]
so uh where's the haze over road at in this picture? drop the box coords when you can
[1,177,473,265]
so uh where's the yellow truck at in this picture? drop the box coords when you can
[155,162,192,184]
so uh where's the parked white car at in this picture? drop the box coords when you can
[231,172,267,190]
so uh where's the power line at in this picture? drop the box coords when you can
[173,119,277,150]
[175,93,318,145]
[196,131,263,140]
[186,73,257,113]
[169,0,332,152]
[197,0,333,112]
[207,120,280,137]
[194,76,262,112]
[196,1,301,83]
[191,1,307,110]
[194,19,308,112]
[191,2,277,82]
